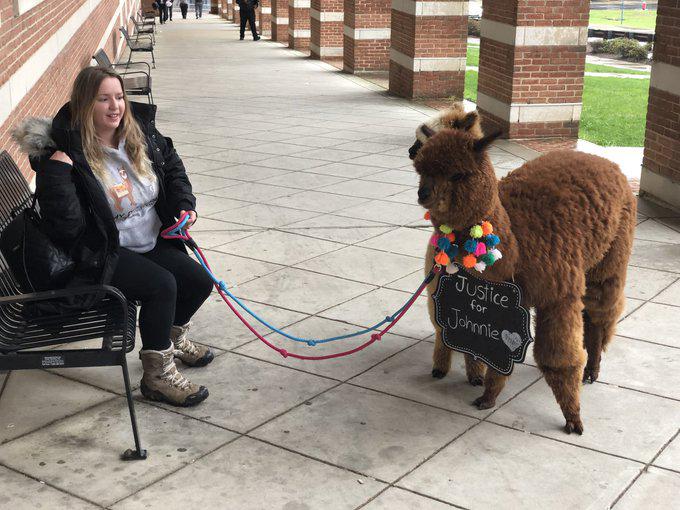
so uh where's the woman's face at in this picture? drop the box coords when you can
[93,77,125,135]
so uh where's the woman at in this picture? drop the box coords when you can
[31,66,214,407]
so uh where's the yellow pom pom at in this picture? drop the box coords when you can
[481,221,493,236]
[470,225,483,239]
[462,254,477,268]
[434,251,450,266]
[439,224,453,234]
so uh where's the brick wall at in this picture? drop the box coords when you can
[289,0,310,51]
[310,0,343,60]
[0,0,138,179]
[343,0,391,73]
[259,0,271,36]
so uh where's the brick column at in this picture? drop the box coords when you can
[211,0,219,14]
[310,0,344,60]
[271,0,289,42]
[389,0,468,98]
[226,0,234,20]
[218,0,230,19]
[343,0,391,73]
[234,1,240,23]
[260,0,272,36]
[289,0,311,50]
[476,0,589,139]
[640,0,680,210]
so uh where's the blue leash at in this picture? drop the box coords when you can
[164,217,428,346]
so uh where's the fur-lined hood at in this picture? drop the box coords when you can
[11,116,56,159]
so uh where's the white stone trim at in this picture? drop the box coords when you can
[234,5,240,10]
[476,92,582,123]
[14,0,45,16]
[288,28,311,38]
[343,26,391,40]
[289,0,310,7]
[310,42,344,57]
[97,0,128,58]
[274,16,289,24]
[310,8,343,22]
[481,19,588,47]
[227,0,232,4]
[640,167,680,211]
[261,6,271,13]
[650,61,680,96]
[1,0,111,129]
[391,0,467,16]
[390,48,465,72]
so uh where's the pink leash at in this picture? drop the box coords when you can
[162,215,437,361]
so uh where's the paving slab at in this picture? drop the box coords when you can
[0,465,98,510]
[0,371,113,444]
[281,214,393,244]
[112,437,386,510]
[399,422,641,510]
[652,278,680,306]
[654,433,680,472]
[615,468,680,510]
[623,266,678,300]
[0,398,236,507]
[361,488,455,510]
[251,384,477,482]
[617,302,680,348]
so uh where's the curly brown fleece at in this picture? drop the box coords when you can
[416,108,636,435]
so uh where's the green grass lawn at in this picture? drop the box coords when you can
[464,70,649,146]
[585,63,649,75]
[589,9,657,30]
[467,45,479,67]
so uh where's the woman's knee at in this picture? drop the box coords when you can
[153,270,177,300]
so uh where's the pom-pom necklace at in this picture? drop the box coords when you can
[425,212,502,274]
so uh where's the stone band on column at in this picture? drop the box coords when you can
[310,0,344,60]
[343,0,391,73]
[289,0,311,50]
[271,0,289,42]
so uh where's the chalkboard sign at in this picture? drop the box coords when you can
[432,264,532,375]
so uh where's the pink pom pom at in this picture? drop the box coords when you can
[430,234,441,246]
[474,242,487,257]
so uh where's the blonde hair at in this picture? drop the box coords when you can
[70,66,156,183]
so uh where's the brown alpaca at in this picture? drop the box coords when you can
[413,107,636,434]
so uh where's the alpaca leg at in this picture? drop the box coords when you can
[432,327,452,379]
[473,367,508,409]
[582,210,634,383]
[534,300,587,434]
[465,354,486,386]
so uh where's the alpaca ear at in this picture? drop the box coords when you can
[473,129,502,153]
[421,124,436,138]
[452,111,479,132]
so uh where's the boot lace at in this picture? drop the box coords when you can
[173,323,202,358]
[160,360,192,390]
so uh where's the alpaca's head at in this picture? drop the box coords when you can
[413,110,501,230]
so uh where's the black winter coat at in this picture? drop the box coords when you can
[32,101,196,290]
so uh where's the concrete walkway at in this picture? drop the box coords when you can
[1,15,680,510]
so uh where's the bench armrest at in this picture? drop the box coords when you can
[112,61,152,73]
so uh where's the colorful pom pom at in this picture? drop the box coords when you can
[490,248,503,260]
[464,239,477,253]
[435,251,450,266]
[445,233,456,242]
[481,221,493,236]
[470,225,483,239]
[446,263,459,274]
[424,210,431,220]
[437,238,451,251]
[462,254,477,268]
[446,244,459,258]
[430,234,440,246]
[485,234,500,248]
[481,252,496,266]
[474,242,487,257]
[439,224,453,234]
[474,261,487,273]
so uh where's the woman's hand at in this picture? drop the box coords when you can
[50,151,73,166]
[180,210,197,228]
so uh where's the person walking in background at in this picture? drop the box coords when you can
[237,0,260,40]
[158,0,167,23]
[180,0,188,19]
[167,0,173,21]
[195,0,204,18]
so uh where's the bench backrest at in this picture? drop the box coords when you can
[93,49,113,68]
[119,26,132,43]
[0,151,33,298]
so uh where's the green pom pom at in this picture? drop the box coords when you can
[470,225,483,239]
[439,224,453,234]
[481,253,496,266]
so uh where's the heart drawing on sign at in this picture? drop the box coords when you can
[501,330,523,352]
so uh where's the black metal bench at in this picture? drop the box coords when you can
[120,26,156,69]
[0,151,147,461]
[94,49,154,104]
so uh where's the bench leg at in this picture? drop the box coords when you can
[120,354,147,461]
[150,49,156,69]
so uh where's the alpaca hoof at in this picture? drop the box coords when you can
[473,396,496,410]
[468,375,484,386]
[564,418,584,435]
[432,369,447,379]
[582,367,599,384]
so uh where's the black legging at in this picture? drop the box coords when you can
[110,238,213,350]
[240,7,258,39]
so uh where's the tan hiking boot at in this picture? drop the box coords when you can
[170,322,214,367]
[139,347,209,407]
